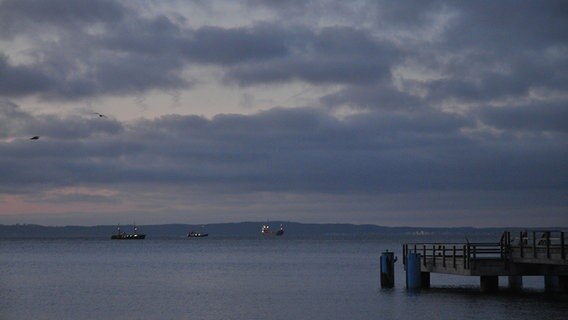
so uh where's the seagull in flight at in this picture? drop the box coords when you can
[94,112,106,118]
[30,136,40,140]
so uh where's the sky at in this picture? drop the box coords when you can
[0,0,566,227]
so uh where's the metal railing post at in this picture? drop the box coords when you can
[562,232,565,260]
[463,245,468,269]
[472,245,477,270]
[519,231,524,258]
[432,245,436,266]
[442,245,446,267]
[453,246,456,269]
[532,231,537,258]
[546,231,551,259]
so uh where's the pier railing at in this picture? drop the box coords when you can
[403,230,568,272]
[401,230,568,291]
[502,230,566,262]
[402,242,504,270]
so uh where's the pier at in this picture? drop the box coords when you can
[401,230,568,292]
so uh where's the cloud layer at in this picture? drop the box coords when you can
[0,0,566,226]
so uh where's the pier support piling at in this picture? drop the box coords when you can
[480,276,499,293]
[421,272,431,289]
[544,275,560,293]
[380,251,396,288]
[406,252,422,289]
[507,276,523,291]
[560,276,568,293]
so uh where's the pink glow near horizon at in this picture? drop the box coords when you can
[0,194,135,216]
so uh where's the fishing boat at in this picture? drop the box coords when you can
[111,226,146,240]
[276,224,284,236]
[188,231,208,238]
[261,224,271,235]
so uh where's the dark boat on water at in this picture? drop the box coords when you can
[188,231,209,238]
[111,226,146,240]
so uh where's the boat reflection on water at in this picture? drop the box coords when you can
[111,226,146,240]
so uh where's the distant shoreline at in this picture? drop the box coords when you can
[0,222,560,239]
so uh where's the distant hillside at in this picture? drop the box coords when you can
[0,222,515,240]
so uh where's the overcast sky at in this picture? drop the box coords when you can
[0,0,566,227]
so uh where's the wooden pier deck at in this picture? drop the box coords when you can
[402,230,568,292]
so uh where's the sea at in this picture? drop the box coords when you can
[0,235,567,320]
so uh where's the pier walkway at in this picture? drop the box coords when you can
[402,230,568,292]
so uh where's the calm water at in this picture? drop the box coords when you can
[1,237,566,320]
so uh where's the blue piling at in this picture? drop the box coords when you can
[406,252,422,289]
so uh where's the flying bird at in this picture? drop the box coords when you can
[94,112,106,118]
[30,136,39,140]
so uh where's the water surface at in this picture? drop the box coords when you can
[1,237,566,319]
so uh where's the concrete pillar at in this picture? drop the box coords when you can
[406,252,421,289]
[508,276,523,291]
[421,272,431,289]
[544,275,560,293]
[480,276,499,293]
[559,276,568,293]
[380,251,396,288]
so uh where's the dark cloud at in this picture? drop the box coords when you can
[225,55,390,86]
[320,84,423,111]
[182,24,290,65]
[0,0,566,104]
[0,99,123,139]
[0,1,566,225]
[418,52,568,105]
[1,101,565,199]
[0,1,402,99]
[0,0,191,100]
[0,0,125,38]
[444,1,568,50]
[224,26,400,86]
[0,55,52,97]
[245,0,308,9]
[0,99,34,138]
[402,1,568,105]
[96,14,184,56]
[478,101,568,133]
